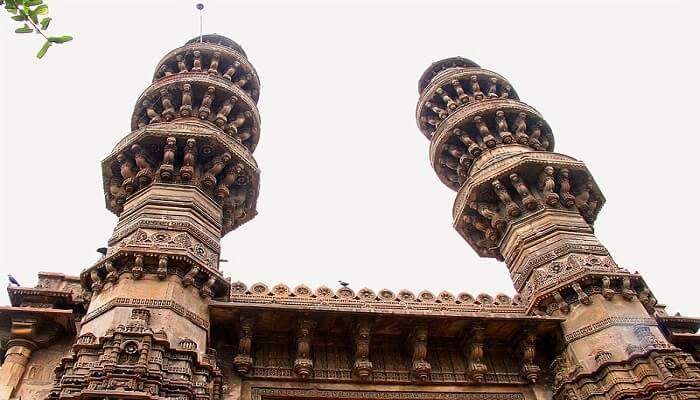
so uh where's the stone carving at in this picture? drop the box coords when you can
[89,269,103,292]
[465,325,488,382]
[454,128,482,157]
[492,179,521,217]
[293,318,316,378]
[474,115,496,148]
[182,265,199,287]
[179,83,193,117]
[353,319,373,380]
[202,152,232,190]
[519,330,540,383]
[409,323,431,381]
[557,168,576,207]
[192,49,203,72]
[233,314,255,375]
[215,95,237,127]
[157,136,177,181]
[223,60,240,80]
[180,138,197,182]
[495,110,514,144]
[199,86,215,119]
[509,173,538,210]
[469,75,484,100]
[538,165,560,206]
[513,112,529,144]
[159,88,176,121]
[208,51,220,75]
[142,99,162,124]
[117,153,136,194]
[131,143,154,188]
[176,53,187,73]
[132,254,144,279]
[104,260,118,283]
[199,274,217,298]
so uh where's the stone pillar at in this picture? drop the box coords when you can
[415,57,700,399]
[49,34,263,400]
[0,340,35,400]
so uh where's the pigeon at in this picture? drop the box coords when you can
[338,280,349,287]
[96,247,108,256]
[8,274,20,287]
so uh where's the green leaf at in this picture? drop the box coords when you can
[15,24,33,33]
[6,0,18,7]
[39,16,50,29]
[11,14,26,20]
[25,0,42,5]
[47,35,73,43]
[4,5,18,13]
[34,3,47,14]
[36,40,50,58]
[27,9,38,23]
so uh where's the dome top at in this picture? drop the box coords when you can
[187,34,247,57]
[418,57,480,93]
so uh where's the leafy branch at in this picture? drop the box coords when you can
[3,0,72,59]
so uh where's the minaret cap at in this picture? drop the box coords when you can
[186,33,247,57]
[418,56,480,93]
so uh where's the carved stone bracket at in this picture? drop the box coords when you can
[352,318,373,380]
[408,322,431,382]
[233,313,255,375]
[293,318,316,379]
[518,329,540,383]
[462,325,488,382]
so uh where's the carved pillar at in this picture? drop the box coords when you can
[352,319,373,380]
[519,329,540,383]
[415,57,700,398]
[293,318,316,379]
[462,325,487,382]
[0,341,34,400]
[233,314,255,375]
[50,34,262,400]
[0,317,39,400]
[408,322,431,381]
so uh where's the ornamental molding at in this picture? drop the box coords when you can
[564,316,658,343]
[109,217,221,253]
[82,297,209,330]
[251,387,526,400]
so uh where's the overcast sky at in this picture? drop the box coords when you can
[1,0,698,316]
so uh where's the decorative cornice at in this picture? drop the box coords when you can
[81,297,209,330]
[251,387,525,400]
[564,316,658,343]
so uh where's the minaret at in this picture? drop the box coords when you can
[416,58,700,399]
[49,34,261,399]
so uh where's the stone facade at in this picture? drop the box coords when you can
[1,36,699,400]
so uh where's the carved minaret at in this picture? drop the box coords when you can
[49,35,261,399]
[416,58,700,399]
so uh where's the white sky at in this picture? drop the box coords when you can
[1,0,698,316]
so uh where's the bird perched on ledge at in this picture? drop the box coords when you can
[7,274,20,287]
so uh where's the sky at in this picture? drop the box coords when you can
[0,0,698,316]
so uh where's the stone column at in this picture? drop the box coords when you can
[0,340,35,400]
[415,57,700,399]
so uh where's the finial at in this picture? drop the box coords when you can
[196,3,204,43]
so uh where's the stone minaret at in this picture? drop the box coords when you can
[49,34,261,399]
[416,58,700,399]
